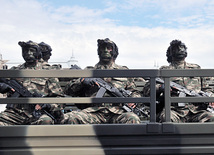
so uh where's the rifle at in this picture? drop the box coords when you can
[155,77,214,112]
[0,78,56,122]
[83,78,149,117]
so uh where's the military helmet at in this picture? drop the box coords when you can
[97,38,119,60]
[166,39,187,63]
[39,42,52,61]
[39,42,52,56]
[18,40,42,60]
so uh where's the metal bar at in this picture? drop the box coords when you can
[150,77,156,122]
[93,69,159,78]
[0,69,159,78]
[171,97,214,103]
[161,69,214,77]
[164,78,171,122]
[0,97,150,104]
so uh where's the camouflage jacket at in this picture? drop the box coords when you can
[9,61,64,114]
[64,61,141,114]
[39,59,62,70]
[160,60,210,93]
[160,60,213,113]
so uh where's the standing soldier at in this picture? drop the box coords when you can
[155,39,214,122]
[62,38,141,124]
[0,40,64,125]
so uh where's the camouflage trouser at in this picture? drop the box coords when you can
[30,114,54,125]
[157,107,214,123]
[61,108,141,124]
[0,108,54,126]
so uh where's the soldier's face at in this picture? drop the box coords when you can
[172,45,185,54]
[22,47,37,63]
[99,44,113,60]
[171,45,186,61]
[42,54,51,62]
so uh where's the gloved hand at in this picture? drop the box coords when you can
[41,104,51,111]
[158,84,165,92]
[0,83,14,94]
[35,104,51,111]
[157,84,172,94]
[80,78,96,87]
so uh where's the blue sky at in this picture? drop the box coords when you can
[1,0,214,69]
[37,0,214,28]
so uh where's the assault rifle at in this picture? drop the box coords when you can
[82,78,149,117]
[0,78,56,122]
[155,77,214,112]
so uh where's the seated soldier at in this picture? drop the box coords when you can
[0,40,64,125]
[61,38,141,124]
[144,39,214,123]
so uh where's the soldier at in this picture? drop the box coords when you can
[38,42,52,63]
[39,42,62,69]
[151,39,214,122]
[62,38,141,124]
[0,40,64,125]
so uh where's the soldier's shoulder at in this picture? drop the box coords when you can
[114,63,128,69]
[185,62,201,69]
[51,64,62,70]
[41,63,52,70]
[39,62,61,70]
[10,66,19,70]
[10,64,24,70]
[85,66,95,70]
[159,65,170,69]
[121,65,129,69]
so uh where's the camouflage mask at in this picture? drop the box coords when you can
[18,40,42,63]
[97,38,119,60]
[166,40,187,63]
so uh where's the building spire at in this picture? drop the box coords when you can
[0,53,8,69]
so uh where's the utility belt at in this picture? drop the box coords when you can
[90,103,123,107]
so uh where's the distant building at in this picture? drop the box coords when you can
[0,54,8,112]
[0,54,8,69]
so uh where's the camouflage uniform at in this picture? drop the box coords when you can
[204,77,214,93]
[157,60,214,123]
[62,61,141,124]
[0,41,64,126]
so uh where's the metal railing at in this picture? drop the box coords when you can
[0,69,214,123]
[0,69,159,122]
[161,69,214,122]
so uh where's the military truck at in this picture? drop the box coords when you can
[0,69,214,155]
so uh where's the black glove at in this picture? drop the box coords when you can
[32,110,42,119]
[41,104,51,111]
[158,84,165,92]
[80,78,96,87]
[0,83,13,94]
